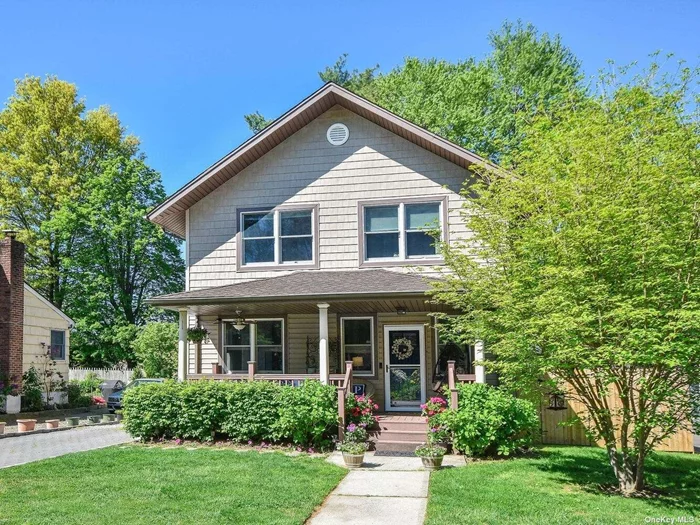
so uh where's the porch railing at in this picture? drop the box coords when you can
[188,360,354,440]
[447,360,476,411]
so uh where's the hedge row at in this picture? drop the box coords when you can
[122,380,338,447]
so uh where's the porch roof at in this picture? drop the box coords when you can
[148,269,438,308]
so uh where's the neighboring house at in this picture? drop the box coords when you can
[147,82,491,413]
[1,232,72,413]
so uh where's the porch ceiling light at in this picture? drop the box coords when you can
[233,310,247,331]
[396,306,407,315]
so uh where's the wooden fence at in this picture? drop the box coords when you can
[539,391,695,453]
[69,367,133,383]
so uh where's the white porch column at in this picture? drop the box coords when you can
[178,309,188,381]
[249,321,257,366]
[318,303,330,385]
[475,340,486,384]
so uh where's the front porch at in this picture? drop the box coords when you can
[148,269,485,414]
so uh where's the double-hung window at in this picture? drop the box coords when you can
[223,319,284,373]
[362,200,443,262]
[50,330,66,360]
[341,317,374,376]
[240,208,315,267]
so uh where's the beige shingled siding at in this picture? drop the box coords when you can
[187,105,473,290]
[23,286,71,379]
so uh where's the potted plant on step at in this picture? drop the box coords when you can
[415,397,449,471]
[338,423,369,469]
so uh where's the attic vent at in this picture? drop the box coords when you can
[326,123,349,146]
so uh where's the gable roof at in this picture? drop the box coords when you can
[147,82,492,238]
[24,283,74,325]
[147,269,437,306]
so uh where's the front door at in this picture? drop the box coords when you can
[384,325,426,412]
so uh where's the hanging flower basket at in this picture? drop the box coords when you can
[187,327,209,344]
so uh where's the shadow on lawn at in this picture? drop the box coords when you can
[534,447,700,512]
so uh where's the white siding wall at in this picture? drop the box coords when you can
[188,106,473,290]
[23,288,71,379]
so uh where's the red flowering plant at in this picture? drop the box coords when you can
[92,395,106,406]
[346,394,379,429]
[421,397,449,445]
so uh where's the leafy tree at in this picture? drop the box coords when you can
[67,154,184,366]
[0,76,136,308]
[243,111,273,134]
[132,322,178,378]
[243,21,581,162]
[318,53,379,92]
[430,60,700,493]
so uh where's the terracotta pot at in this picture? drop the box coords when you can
[87,415,101,424]
[342,452,365,469]
[17,419,37,432]
[45,419,60,429]
[0,422,5,434]
[65,416,80,427]
[420,456,444,471]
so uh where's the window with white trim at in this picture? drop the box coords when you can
[362,201,443,261]
[223,319,284,373]
[50,330,66,360]
[341,317,374,376]
[241,208,314,266]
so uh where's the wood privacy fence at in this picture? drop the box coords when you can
[69,368,133,383]
[538,391,695,453]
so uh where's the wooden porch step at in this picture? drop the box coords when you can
[370,429,426,443]
[374,440,425,453]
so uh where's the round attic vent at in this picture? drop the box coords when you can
[326,123,349,146]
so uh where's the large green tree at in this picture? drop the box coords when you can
[0,76,184,366]
[430,61,700,493]
[0,76,136,308]
[67,154,184,366]
[245,21,581,161]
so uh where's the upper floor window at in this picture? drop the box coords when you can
[240,208,315,267]
[361,199,444,262]
[50,330,66,360]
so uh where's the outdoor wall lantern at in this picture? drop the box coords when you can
[548,391,567,410]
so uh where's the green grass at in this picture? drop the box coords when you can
[427,446,700,524]
[0,445,345,525]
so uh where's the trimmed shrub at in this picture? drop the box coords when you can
[273,380,338,447]
[122,379,338,447]
[221,381,281,442]
[439,383,539,457]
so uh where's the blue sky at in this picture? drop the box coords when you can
[1,0,697,194]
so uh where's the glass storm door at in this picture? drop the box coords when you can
[384,325,426,411]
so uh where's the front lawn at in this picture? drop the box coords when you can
[0,445,345,524]
[427,446,700,524]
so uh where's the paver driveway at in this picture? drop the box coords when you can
[0,425,133,468]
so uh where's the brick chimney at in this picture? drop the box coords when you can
[0,230,24,380]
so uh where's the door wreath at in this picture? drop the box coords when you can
[391,337,414,360]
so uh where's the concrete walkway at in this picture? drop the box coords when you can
[0,425,133,469]
[309,451,465,525]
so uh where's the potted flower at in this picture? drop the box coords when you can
[338,423,369,469]
[415,443,447,470]
[415,396,450,470]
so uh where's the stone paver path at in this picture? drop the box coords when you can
[0,425,133,469]
[310,451,465,525]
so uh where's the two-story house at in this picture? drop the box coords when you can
[146,82,489,413]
